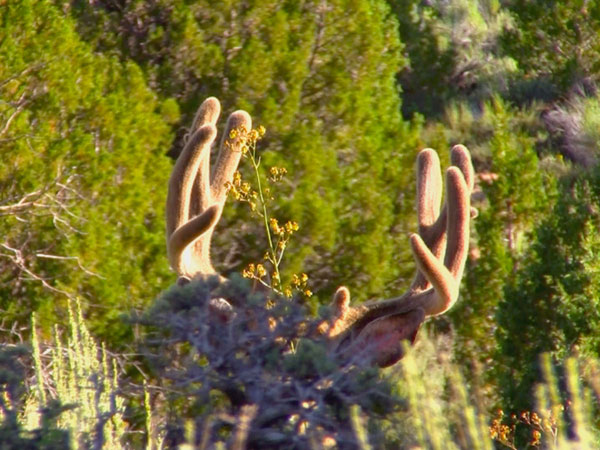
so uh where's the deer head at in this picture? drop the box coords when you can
[166,97,474,367]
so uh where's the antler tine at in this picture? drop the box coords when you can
[191,96,221,132]
[168,204,220,274]
[416,149,443,233]
[166,97,251,280]
[166,124,217,272]
[443,167,471,280]
[450,144,474,191]
[411,145,475,291]
[190,97,221,216]
[411,149,444,290]
[184,109,251,277]
[409,163,471,315]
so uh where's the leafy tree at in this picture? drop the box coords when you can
[496,170,600,416]
[428,98,558,396]
[0,0,175,344]
[391,0,517,118]
[62,0,423,303]
[503,0,600,96]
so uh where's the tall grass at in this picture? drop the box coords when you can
[374,330,599,449]
[2,308,598,448]
[26,299,126,449]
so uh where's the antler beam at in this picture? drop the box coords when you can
[166,97,251,283]
[319,145,474,367]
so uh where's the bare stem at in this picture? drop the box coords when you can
[249,144,282,291]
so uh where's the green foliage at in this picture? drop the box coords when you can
[3,0,600,447]
[137,275,600,449]
[0,345,70,449]
[61,0,422,301]
[496,170,600,421]
[503,0,600,95]
[391,0,517,117]
[28,301,126,449]
[379,331,493,449]
[137,275,401,447]
[417,97,556,389]
[0,0,174,343]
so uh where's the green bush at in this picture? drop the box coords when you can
[496,169,600,430]
[137,275,400,448]
[0,0,174,344]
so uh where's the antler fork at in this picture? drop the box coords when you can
[319,145,474,367]
[166,97,251,284]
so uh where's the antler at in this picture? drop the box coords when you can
[166,97,474,368]
[166,97,251,284]
[319,145,474,367]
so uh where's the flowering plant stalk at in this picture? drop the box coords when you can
[225,126,311,299]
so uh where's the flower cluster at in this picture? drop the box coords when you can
[269,166,288,182]
[489,408,559,449]
[226,125,311,300]
[242,263,267,279]
[287,272,312,298]
[489,410,516,448]
[228,124,266,155]
[225,170,258,210]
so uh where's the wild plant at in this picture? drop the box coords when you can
[26,299,126,449]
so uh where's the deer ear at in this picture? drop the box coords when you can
[353,308,425,368]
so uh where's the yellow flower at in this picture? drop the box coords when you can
[269,166,287,182]
[291,273,300,286]
[242,264,255,278]
[531,430,541,446]
[269,217,281,234]
[285,221,299,233]
[256,264,266,278]
[268,316,277,330]
[233,171,242,186]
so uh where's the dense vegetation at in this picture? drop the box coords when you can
[1,0,600,447]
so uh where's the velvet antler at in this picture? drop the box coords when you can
[319,145,474,367]
[166,97,474,368]
[166,97,251,283]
